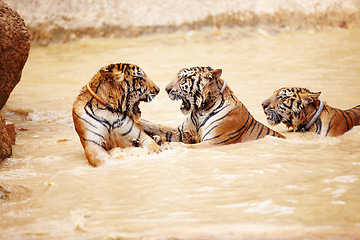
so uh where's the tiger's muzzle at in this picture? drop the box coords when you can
[262,99,282,125]
[132,83,160,118]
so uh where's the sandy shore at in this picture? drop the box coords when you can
[5,0,360,45]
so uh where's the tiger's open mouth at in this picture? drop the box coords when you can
[133,93,158,116]
[180,98,191,111]
[133,101,142,116]
[167,91,191,112]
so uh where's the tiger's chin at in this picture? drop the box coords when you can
[264,110,283,126]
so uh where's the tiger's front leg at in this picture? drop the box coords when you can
[138,119,179,141]
[83,142,110,167]
[138,132,161,153]
[73,112,111,167]
[111,119,161,153]
[138,119,194,144]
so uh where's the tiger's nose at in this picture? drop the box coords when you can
[261,100,269,110]
[165,83,172,94]
[154,85,160,95]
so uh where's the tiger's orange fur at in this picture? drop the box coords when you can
[262,87,360,136]
[72,63,160,166]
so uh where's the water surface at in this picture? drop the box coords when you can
[1,27,360,239]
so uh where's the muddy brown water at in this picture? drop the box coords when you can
[1,27,360,239]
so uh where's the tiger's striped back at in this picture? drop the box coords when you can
[316,104,360,136]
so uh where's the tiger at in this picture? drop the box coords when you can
[139,66,285,148]
[261,87,360,136]
[72,63,161,167]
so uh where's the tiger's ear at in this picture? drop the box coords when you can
[114,72,124,82]
[100,69,113,77]
[100,69,124,82]
[301,91,321,105]
[209,69,222,80]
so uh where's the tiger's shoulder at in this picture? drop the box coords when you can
[319,103,360,136]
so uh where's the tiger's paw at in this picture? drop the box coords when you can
[87,157,106,167]
[152,135,168,146]
[146,141,161,154]
[85,147,111,167]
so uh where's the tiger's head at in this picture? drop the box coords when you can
[261,87,321,129]
[165,66,224,115]
[93,63,159,120]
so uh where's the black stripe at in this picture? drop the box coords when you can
[113,114,127,128]
[347,109,360,126]
[121,120,134,136]
[229,112,251,136]
[86,128,105,139]
[229,92,237,102]
[233,117,254,142]
[315,118,322,134]
[326,115,337,136]
[189,77,195,93]
[202,124,219,141]
[265,127,270,136]
[84,102,111,131]
[205,132,225,143]
[256,124,264,139]
[81,137,105,149]
[73,112,97,128]
[215,136,232,145]
[199,104,227,129]
[248,121,258,136]
[190,112,199,131]
[95,80,102,94]
[323,106,330,114]
[166,132,173,142]
[178,125,184,142]
[344,111,354,129]
[217,116,258,144]
[339,110,350,130]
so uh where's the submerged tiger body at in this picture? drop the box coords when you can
[72,63,160,167]
[262,87,360,136]
[140,66,285,148]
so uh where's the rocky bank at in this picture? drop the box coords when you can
[0,0,30,161]
[4,0,360,45]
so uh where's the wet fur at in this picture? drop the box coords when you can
[72,63,160,167]
[139,67,285,148]
[262,87,360,136]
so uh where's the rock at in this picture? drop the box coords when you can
[0,182,31,202]
[0,0,30,110]
[0,113,12,161]
[5,121,15,145]
[0,0,29,161]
